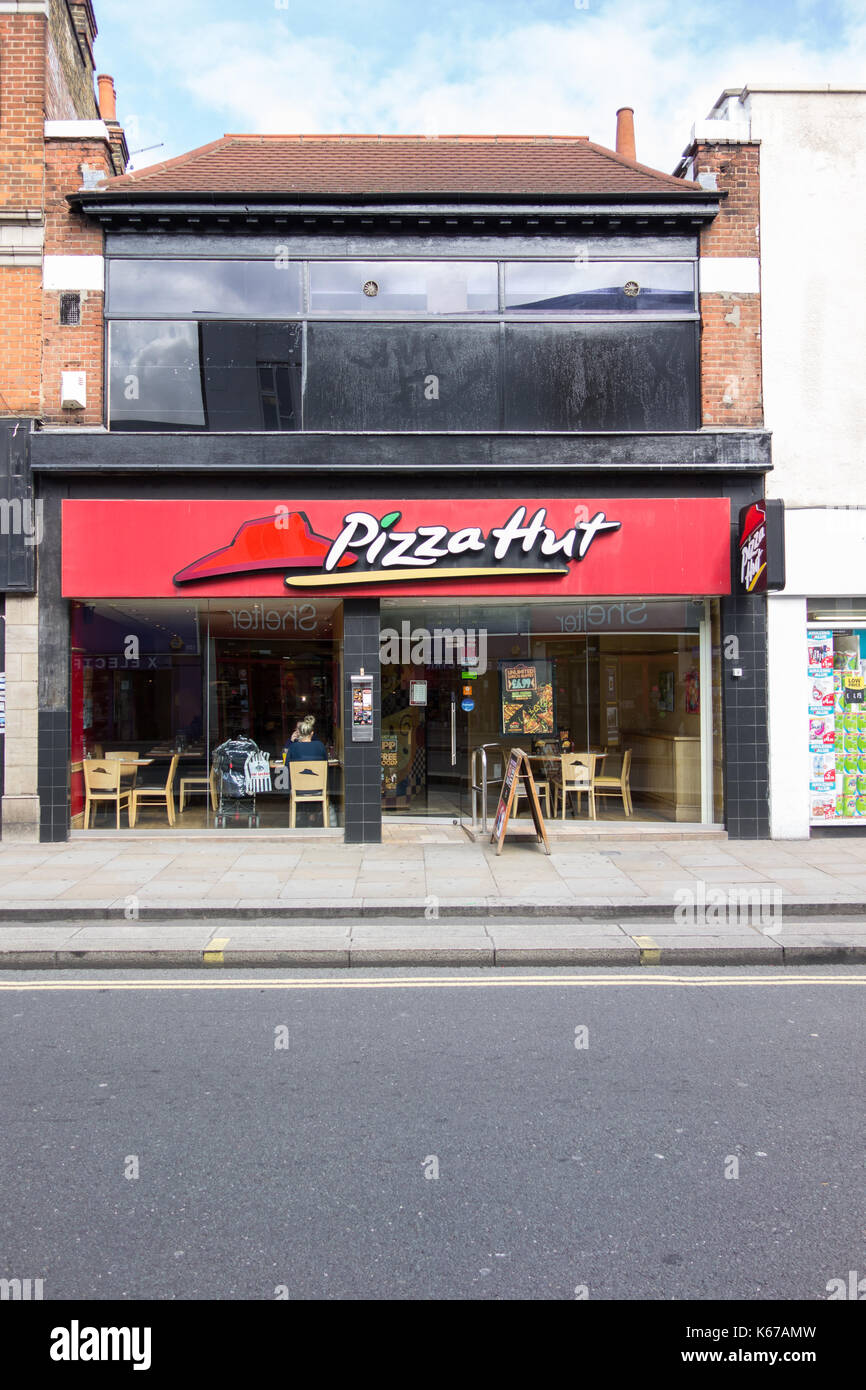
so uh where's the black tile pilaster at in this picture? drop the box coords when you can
[342,597,381,844]
[720,592,769,839]
[37,484,70,842]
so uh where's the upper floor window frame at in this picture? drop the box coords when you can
[105,255,699,323]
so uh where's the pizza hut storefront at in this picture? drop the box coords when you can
[60,496,733,839]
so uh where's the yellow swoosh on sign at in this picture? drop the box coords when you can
[285,566,557,587]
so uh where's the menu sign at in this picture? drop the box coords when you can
[500,660,555,736]
[350,673,374,743]
[491,749,550,856]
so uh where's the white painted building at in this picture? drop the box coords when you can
[680,86,866,838]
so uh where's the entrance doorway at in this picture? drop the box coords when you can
[381,661,469,818]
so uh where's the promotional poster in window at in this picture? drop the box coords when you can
[499,659,556,736]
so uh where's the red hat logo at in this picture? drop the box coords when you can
[173,511,355,585]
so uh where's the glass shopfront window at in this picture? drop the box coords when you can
[379,597,718,824]
[806,601,866,825]
[70,599,344,831]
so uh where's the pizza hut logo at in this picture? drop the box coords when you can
[739,502,767,594]
[174,506,622,589]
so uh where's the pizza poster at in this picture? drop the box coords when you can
[500,660,555,736]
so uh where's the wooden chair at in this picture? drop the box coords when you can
[179,766,217,813]
[593,748,633,817]
[129,753,180,828]
[513,774,551,817]
[83,759,131,829]
[105,750,139,794]
[554,753,599,820]
[288,760,329,828]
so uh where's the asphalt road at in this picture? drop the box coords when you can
[0,966,863,1301]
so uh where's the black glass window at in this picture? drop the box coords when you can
[304,323,500,430]
[108,259,303,317]
[109,321,206,430]
[308,261,498,314]
[503,322,698,430]
[109,321,301,431]
[504,261,695,313]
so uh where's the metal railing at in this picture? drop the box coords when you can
[470,743,504,832]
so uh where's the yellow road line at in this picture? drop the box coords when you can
[0,975,864,993]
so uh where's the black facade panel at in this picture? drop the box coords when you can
[305,323,501,432]
[503,322,698,431]
[0,418,37,593]
[31,429,772,476]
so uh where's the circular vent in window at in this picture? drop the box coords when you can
[363,280,379,297]
[623,280,640,297]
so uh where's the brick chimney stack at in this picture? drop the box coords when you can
[615,107,636,161]
[97,74,116,122]
[96,73,128,176]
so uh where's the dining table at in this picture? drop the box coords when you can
[71,758,153,774]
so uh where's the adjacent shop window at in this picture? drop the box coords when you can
[108,259,303,317]
[807,618,866,824]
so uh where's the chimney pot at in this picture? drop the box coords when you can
[97,74,117,123]
[615,106,636,162]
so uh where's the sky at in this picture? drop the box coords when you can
[92,0,866,173]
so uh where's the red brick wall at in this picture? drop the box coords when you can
[0,11,45,413]
[41,137,110,424]
[0,14,46,213]
[694,142,763,427]
[0,267,42,414]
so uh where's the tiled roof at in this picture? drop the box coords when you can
[99,134,699,197]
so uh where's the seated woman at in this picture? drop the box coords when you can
[283,715,328,763]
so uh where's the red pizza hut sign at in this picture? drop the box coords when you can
[174,505,622,589]
[61,498,732,599]
[739,502,768,593]
[737,499,785,596]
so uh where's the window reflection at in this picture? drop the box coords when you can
[110,322,301,431]
[505,261,695,312]
[108,259,303,317]
[309,261,499,314]
[109,321,206,430]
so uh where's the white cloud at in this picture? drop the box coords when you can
[104,0,866,174]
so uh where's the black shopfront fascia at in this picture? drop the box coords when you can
[32,428,771,842]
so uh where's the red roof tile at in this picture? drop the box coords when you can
[99,134,698,197]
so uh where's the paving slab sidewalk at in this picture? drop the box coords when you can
[1,833,865,966]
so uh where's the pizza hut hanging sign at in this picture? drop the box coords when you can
[738,500,786,596]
